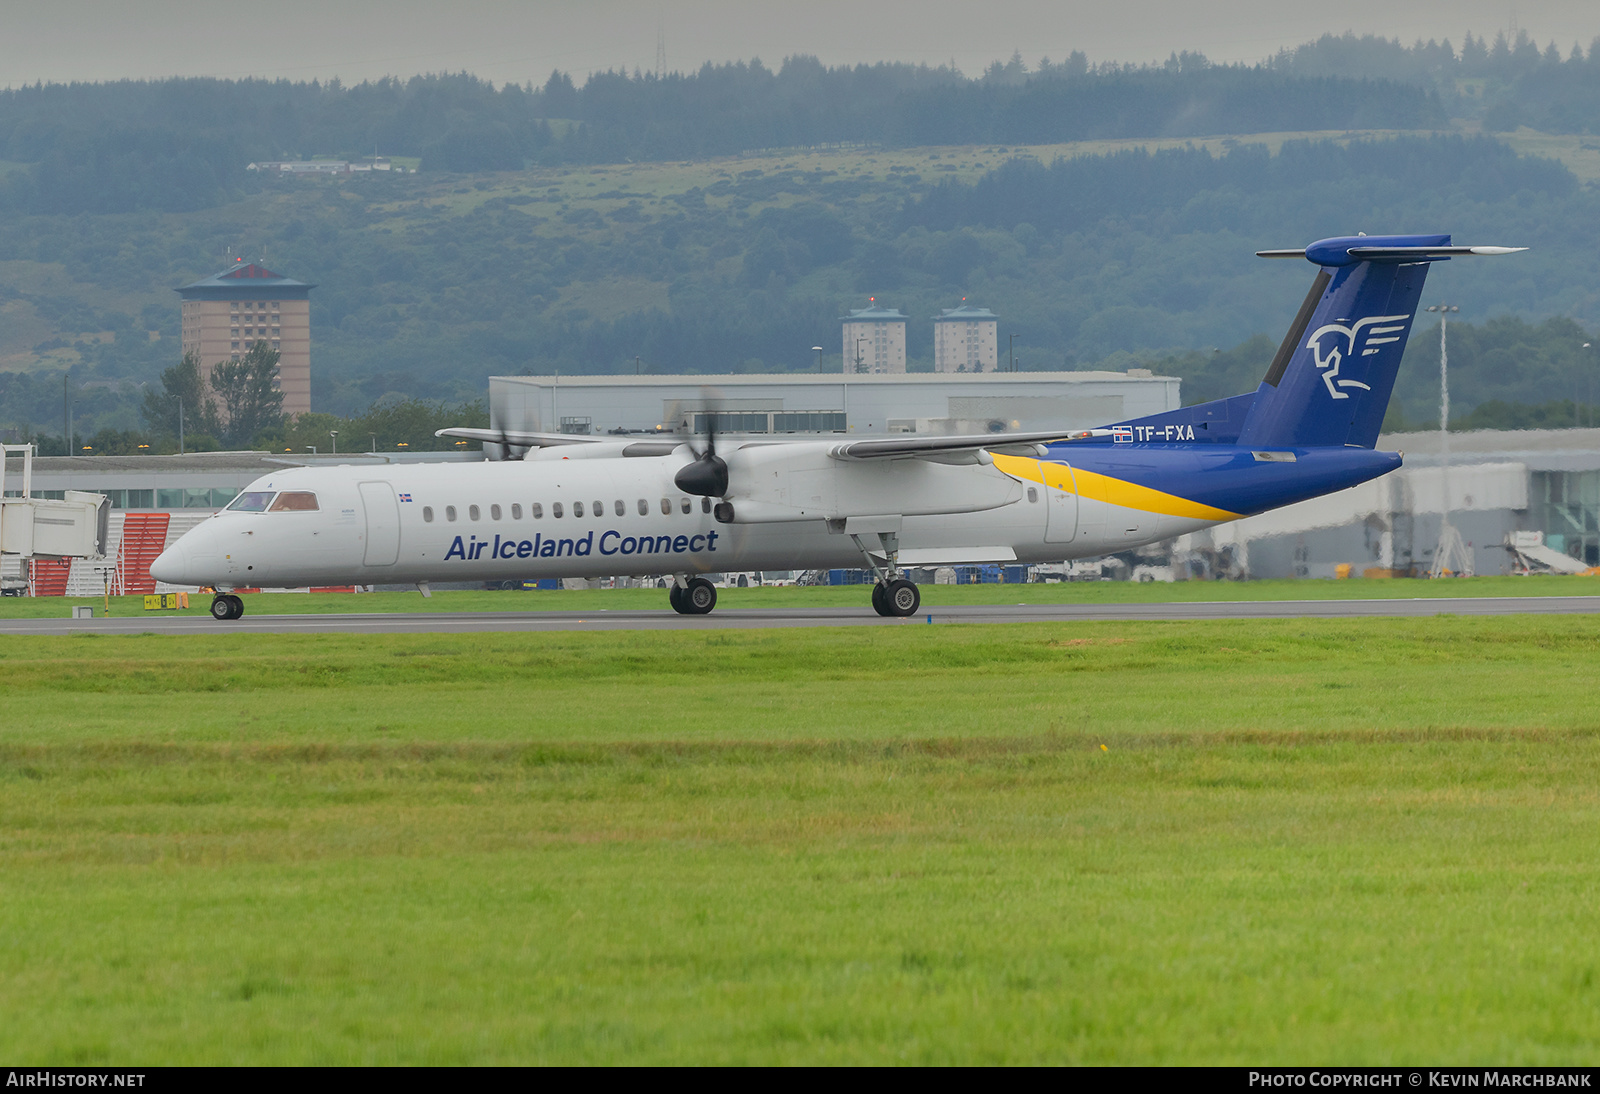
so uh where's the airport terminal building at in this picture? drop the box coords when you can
[1193,428,1600,579]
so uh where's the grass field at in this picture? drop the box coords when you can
[3,573,1597,620]
[3,614,1600,1063]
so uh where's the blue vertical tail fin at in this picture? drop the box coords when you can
[1236,235,1523,450]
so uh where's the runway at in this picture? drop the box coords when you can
[6,595,1600,635]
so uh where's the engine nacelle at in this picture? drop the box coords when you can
[716,443,1023,524]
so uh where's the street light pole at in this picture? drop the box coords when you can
[177,397,185,456]
[855,337,865,376]
[1584,343,1594,429]
[1426,303,1469,578]
[1008,333,1020,373]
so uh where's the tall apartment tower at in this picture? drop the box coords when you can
[177,262,315,416]
[840,305,908,374]
[933,305,999,373]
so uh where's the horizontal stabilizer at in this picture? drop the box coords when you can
[1348,245,1526,259]
[1257,237,1525,266]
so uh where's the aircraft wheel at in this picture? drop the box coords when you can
[228,595,245,619]
[882,579,920,617]
[871,582,891,616]
[210,596,232,621]
[682,577,717,615]
[668,584,686,614]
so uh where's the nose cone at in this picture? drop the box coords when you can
[148,542,188,584]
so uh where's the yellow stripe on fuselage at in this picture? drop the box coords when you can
[990,453,1241,522]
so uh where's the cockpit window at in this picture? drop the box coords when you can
[227,491,275,512]
[268,491,319,512]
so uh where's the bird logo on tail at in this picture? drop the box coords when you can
[1305,315,1410,399]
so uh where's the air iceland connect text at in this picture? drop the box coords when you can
[444,529,719,562]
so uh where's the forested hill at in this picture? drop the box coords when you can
[0,61,1443,214]
[7,27,1600,216]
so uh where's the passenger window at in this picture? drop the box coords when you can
[614,499,625,517]
[593,501,603,518]
[1027,487,1038,503]
[446,505,458,522]
[660,498,671,515]
[469,504,481,521]
[511,504,522,519]
[268,491,318,512]
[637,499,648,516]
[531,502,543,519]
[680,498,691,514]
[423,506,434,523]
[491,504,502,520]
[573,501,584,517]
[701,497,711,514]
[553,502,564,518]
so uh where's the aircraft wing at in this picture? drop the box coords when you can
[827,428,1113,460]
[435,427,607,447]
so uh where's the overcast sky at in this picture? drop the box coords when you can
[3,0,1598,87]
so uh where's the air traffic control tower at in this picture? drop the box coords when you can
[177,262,315,416]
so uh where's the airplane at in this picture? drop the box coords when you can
[150,233,1522,622]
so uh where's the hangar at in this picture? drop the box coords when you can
[487,370,1179,437]
[1195,427,1600,578]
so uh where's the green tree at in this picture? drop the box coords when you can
[141,349,217,438]
[254,397,489,454]
[209,342,285,447]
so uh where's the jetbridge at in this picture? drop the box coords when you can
[0,445,109,595]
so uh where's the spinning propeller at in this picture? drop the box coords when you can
[486,427,528,462]
[673,404,729,498]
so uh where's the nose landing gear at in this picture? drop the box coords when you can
[210,594,245,621]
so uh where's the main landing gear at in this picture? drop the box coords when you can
[210,593,245,621]
[871,578,921,617]
[851,527,921,617]
[669,576,717,615]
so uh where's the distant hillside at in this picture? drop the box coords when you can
[1269,29,1600,132]
[7,25,1600,219]
[0,60,1443,216]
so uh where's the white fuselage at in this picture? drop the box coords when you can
[149,449,1220,590]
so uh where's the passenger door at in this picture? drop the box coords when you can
[1041,460,1078,544]
[358,482,401,566]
